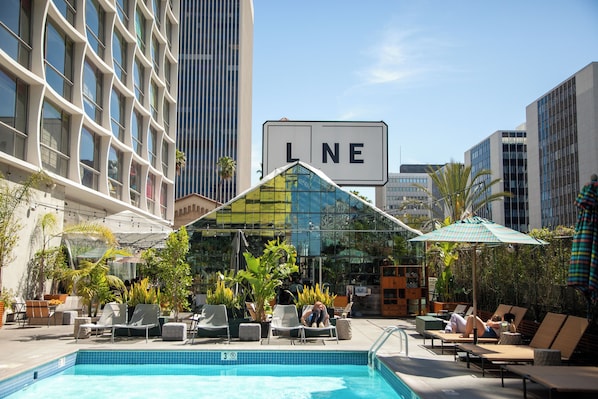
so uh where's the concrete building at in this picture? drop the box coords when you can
[176,0,253,203]
[0,0,178,295]
[465,130,529,232]
[527,62,598,229]
[380,165,444,228]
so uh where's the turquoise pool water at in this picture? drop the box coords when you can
[6,364,403,399]
[1,351,416,399]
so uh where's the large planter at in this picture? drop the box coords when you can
[432,301,462,313]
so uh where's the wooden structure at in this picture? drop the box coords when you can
[380,265,426,316]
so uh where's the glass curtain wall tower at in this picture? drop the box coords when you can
[176,0,253,203]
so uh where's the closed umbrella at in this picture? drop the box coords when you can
[568,177,598,318]
[410,216,547,341]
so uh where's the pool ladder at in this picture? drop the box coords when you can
[368,326,409,368]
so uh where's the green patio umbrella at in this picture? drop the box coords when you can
[409,216,547,341]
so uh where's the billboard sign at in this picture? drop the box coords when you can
[262,120,388,186]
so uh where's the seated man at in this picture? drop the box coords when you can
[448,313,502,338]
[300,301,329,328]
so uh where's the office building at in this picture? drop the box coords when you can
[526,62,598,229]
[465,130,529,232]
[0,0,178,293]
[176,0,253,203]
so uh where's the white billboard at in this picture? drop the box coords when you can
[262,120,388,186]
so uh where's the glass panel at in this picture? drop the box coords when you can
[130,161,141,207]
[108,146,123,199]
[41,100,69,176]
[133,58,144,103]
[80,127,99,189]
[83,60,102,123]
[148,127,156,167]
[112,30,126,82]
[150,81,158,120]
[134,6,145,53]
[45,22,73,100]
[52,0,76,25]
[161,140,168,175]
[85,0,104,57]
[0,0,31,67]
[110,88,124,141]
[115,0,128,22]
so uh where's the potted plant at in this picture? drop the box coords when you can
[295,283,337,319]
[120,277,161,336]
[234,239,298,336]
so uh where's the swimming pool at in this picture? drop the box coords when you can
[0,351,419,398]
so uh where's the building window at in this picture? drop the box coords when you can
[110,88,125,141]
[152,0,160,28]
[165,16,172,48]
[150,80,158,120]
[134,6,146,53]
[146,173,155,211]
[160,182,167,219]
[161,140,169,175]
[83,60,103,123]
[131,109,143,156]
[0,0,32,67]
[151,35,160,72]
[112,29,127,83]
[163,99,170,131]
[85,0,105,58]
[133,57,144,103]
[45,21,73,101]
[148,127,157,167]
[52,0,76,26]
[108,145,123,199]
[130,161,141,207]
[80,127,100,190]
[164,60,171,93]
[115,0,128,23]
[0,67,28,159]
[41,100,70,177]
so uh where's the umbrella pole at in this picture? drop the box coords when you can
[472,244,478,344]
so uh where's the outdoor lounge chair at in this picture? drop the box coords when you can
[189,304,230,344]
[340,302,353,318]
[268,304,304,344]
[302,304,338,344]
[502,365,598,398]
[422,304,516,354]
[25,300,57,327]
[458,314,588,376]
[110,303,160,343]
[76,302,126,342]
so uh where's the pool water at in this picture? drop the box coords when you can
[6,364,404,399]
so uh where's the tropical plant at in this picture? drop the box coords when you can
[234,239,298,322]
[64,247,127,316]
[295,283,337,309]
[414,162,511,224]
[142,227,192,321]
[217,156,236,203]
[124,278,161,308]
[0,288,16,308]
[0,170,51,293]
[206,276,242,316]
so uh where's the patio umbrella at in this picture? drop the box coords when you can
[409,216,547,341]
[568,177,598,319]
[230,230,249,294]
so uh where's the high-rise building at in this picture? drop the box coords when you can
[380,165,444,227]
[465,130,529,232]
[526,62,598,229]
[176,0,253,203]
[0,0,178,293]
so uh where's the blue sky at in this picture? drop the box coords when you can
[251,1,598,197]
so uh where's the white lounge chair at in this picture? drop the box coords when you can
[76,302,126,342]
[189,304,230,344]
[268,304,304,344]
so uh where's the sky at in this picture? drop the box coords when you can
[250,1,598,198]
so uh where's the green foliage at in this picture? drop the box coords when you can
[145,227,192,321]
[235,239,298,322]
[295,283,337,309]
[206,277,241,314]
[124,277,160,307]
[65,247,127,316]
[0,288,16,307]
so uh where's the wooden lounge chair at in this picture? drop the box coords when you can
[25,300,58,327]
[508,305,528,330]
[503,365,598,399]
[422,304,515,354]
[459,314,588,376]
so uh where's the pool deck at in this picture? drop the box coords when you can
[0,316,552,398]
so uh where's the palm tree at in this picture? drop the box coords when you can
[175,149,186,175]
[217,156,236,203]
[415,162,511,224]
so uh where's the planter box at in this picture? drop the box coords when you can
[432,302,462,313]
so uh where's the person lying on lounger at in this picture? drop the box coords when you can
[447,313,502,338]
[300,301,329,328]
